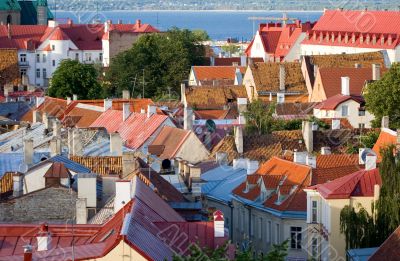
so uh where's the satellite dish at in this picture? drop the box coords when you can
[18,163,28,173]
[206,119,216,133]
[361,148,376,162]
[161,159,171,170]
[195,126,203,135]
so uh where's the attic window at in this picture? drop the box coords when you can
[100,229,115,242]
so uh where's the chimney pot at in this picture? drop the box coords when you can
[122,90,130,99]
[24,139,34,166]
[372,64,381,81]
[23,244,32,261]
[341,77,350,96]
[110,132,123,156]
[123,103,131,121]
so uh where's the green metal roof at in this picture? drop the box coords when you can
[19,0,53,25]
[0,0,21,11]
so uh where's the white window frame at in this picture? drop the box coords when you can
[341,105,349,117]
[290,226,302,250]
[36,69,40,78]
[312,200,318,223]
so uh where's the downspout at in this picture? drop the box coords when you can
[229,201,234,241]
[246,204,252,240]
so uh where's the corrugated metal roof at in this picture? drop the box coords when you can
[0,152,50,177]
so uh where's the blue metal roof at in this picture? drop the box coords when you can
[0,152,49,177]
[347,247,377,261]
[49,155,91,173]
[0,102,31,121]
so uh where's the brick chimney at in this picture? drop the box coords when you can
[213,210,225,238]
[123,103,131,121]
[23,245,32,261]
[37,224,51,251]
[24,139,34,166]
[341,76,350,95]
[372,64,381,81]
[110,132,123,156]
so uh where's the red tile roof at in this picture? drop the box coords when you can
[369,225,400,261]
[90,110,170,149]
[192,66,245,82]
[21,97,68,122]
[315,94,364,110]
[214,57,241,66]
[303,10,400,49]
[62,104,103,128]
[310,168,381,199]
[149,126,190,159]
[49,27,70,41]
[373,128,397,161]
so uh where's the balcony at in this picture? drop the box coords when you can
[18,61,29,67]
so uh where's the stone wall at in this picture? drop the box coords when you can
[109,31,140,60]
[0,187,77,223]
[0,49,20,88]
[0,11,20,25]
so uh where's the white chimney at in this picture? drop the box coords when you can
[36,96,45,108]
[237,98,248,114]
[104,20,111,33]
[279,64,286,91]
[123,103,131,121]
[36,224,51,251]
[115,179,136,213]
[372,64,381,81]
[365,154,377,170]
[213,210,225,238]
[66,97,72,105]
[306,155,317,168]
[341,77,350,96]
[321,147,331,155]
[110,132,123,156]
[75,198,87,224]
[72,129,83,156]
[140,108,146,114]
[234,67,243,85]
[293,151,308,164]
[246,159,259,174]
[233,158,247,169]
[240,55,247,66]
[13,172,24,197]
[77,173,98,208]
[48,20,58,28]
[122,90,130,99]
[147,105,156,118]
[122,152,137,178]
[32,110,42,123]
[183,106,193,130]
[52,120,61,137]
[103,99,113,112]
[72,94,78,101]
[302,121,313,153]
[381,116,389,129]
[24,139,33,166]
[181,83,186,104]
[234,126,243,154]
[50,138,61,157]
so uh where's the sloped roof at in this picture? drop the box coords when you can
[310,168,381,199]
[49,27,70,40]
[149,126,190,159]
[369,225,400,261]
[192,66,246,82]
[372,128,396,161]
[275,102,316,117]
[315,94,364,110]
[0,0,20,11]
[62,103,103,128]
[43,162,71,178]
[250,62,307,94]
[21,97,67,122]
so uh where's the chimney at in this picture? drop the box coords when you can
[140,108,146,114]
[13,172,24,197]
[77,173,98,208]
[103,99,113,111]
[23,245,32,261]
[365,154,377,170]
[321,147,331,155]
[52,120,61,137]
[180,83,186,104]
[213,210,225,238]
[24,139,34,166]
[234,126,243,154]
[123,103,131,121]
[354,63,361,68]
[72,129,83,156]
[381,116,389,129]
[36,96,45,108]
[122,90,130,99]
[374,184,380,201]
[7,23,11,39]
[36,224,51,251]
[183,106,193,130]
[302,121,313,153]
[313,64,318,78]
[72,94,78,101]
[115,179,136,213]
[32,110,42,123]
[66,97,72,105]
[279,64,286,91]
[237,98,248,114]
[240,55,247,66]
[147,105,156,118]
[215,152,228,165]
[75,198,87,224]
[306,155,317,168]
[136,19,142,28]
[122,152,136,178]
[42,113,49,128]
[234,67,243,85]
[246,159,259,174]
[50,137,61,157]
[67,128,73,156]
[110,132,123,156]
[293,151,307,164]
[341,77,350,95]
[372,64,381,81]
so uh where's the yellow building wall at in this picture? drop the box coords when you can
[89,241,148,261]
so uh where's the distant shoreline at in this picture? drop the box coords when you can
[53,9,325,13]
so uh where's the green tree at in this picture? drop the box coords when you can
[364,63,400,128]
[263,239,289,261]
[221,44,240,55]
[48,59,103,99]
[192,29,211,41]
[104,28,205,98]
[244,100,276,135]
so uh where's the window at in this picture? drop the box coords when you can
[324,110,329,117]
[359,110,366,116]
[275,224,280,244]
[36,54,40,63]
[241,210,245,232]
[42,68,47,79]
[75,53,79,61]
[250,215,255,237]
[312,200,318,223]
[359,123,365,129]
[36,69,40,78]
[290,227,302,249]
[42,54,47,63]
[51,45,55,51]
[99,53,103,61]
[20,68,27,77]
[267,221,272,243]
[311,238,318,258]
[258,217,263,239]
[341,105,348,117]
[20,54,27,62]
[52,60,56,67]
[85,53,92,61]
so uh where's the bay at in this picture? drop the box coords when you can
[53,10,323,41]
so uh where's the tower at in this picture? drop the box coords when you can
[36,0,48,25]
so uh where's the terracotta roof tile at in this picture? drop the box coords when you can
[70,156,122,176]
[373,128,397,161]
[369,225,400,261]
[21,97,68,122]
[62,104,103,128]
[275,102,317,116]
[149,126,190,159]
[192,66,246,82]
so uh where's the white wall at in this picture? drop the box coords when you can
[248,32,267,60]
[23,163,52,194]
[284,33,307,62]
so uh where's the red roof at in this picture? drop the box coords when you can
[246,22,314,59]
[369,225,400,261]
[310,168,381,199]
[315,94,364,110]
[90,110,170,149]
[49,27,70,41]
[302,10,400,49]
[149,126,191,159]
[0,25,48,50]
[192,66,246,82]
[372,128,397,161]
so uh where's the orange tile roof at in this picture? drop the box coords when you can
[250,62,307,94]
[62,104,103,128]
[373,128,397,161]
[192,66,246,82]
[194,109,230,120]
[21,97,68,122]
[149,126,191,159]
[70,156,122,176]
[316,154,359,169]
